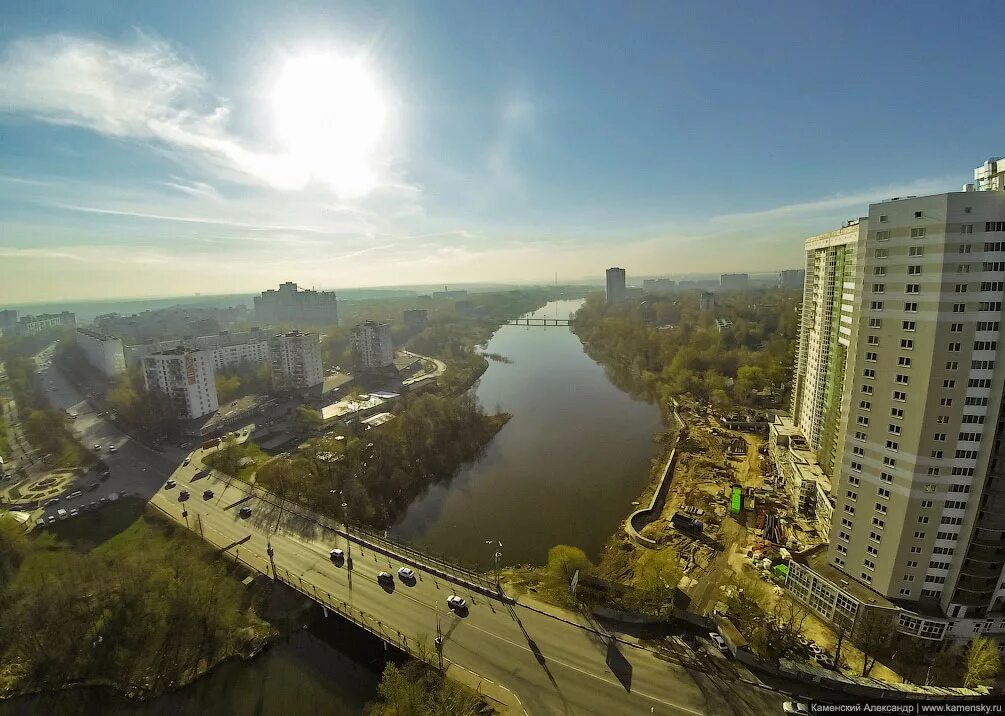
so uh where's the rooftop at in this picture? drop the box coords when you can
[801,546,898,611]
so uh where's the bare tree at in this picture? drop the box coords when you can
[851,608,896,677]
[965,636,1001,688]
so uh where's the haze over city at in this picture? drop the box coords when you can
[3,2,1005,302]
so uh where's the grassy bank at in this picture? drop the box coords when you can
[0,500,280,700]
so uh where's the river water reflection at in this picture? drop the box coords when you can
[392,299,663,568]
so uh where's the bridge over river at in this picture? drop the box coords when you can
[150,445,786,716]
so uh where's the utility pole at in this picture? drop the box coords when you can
[435,615,444,674]
[485,540,502,589]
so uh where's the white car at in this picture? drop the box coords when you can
[783,702,810,715]
[329,548,345,563]
[446,595,467,611]
[708,632,730,654]
[183,456,191,466]
[397,567,415,581]
[69,508,79,517]
[108,445,116,453]
[94,444,101,451]
[65,490,82,501]
[165,479,177,489]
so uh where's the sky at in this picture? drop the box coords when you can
[1,1,1004,303]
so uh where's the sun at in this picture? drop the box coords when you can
[272,52,388,197]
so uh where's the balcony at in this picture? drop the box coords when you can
[959,560,1004,579]
[962,543,1005,563]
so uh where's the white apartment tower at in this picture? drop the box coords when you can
[142,348,219,419]
[790,219,866,475]
[75,327,126,377]
[351,321,394,370]
[269,331,323,391]
[790,173,1005,645]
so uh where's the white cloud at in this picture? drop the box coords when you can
[710,177,959,224]
[53,203,327,233]
[160,178,222,201]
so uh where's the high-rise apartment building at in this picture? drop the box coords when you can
[779,269,807,289]
[14,311,76,336]
[606,267,626,305]
[75,328,126,377]
[720,273,749,290]
[269,331,323,391]
[351,321,394,370]
[124,329,272,370]
[142,348,219,419]
[788,169,1005,646]
[254,282,338,326]
[790,220,866,475]
[403,309,428,333]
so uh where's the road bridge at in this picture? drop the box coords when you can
[149,451,787,716]
[504,317,572,326]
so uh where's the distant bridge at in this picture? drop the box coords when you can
[504,317,572,326]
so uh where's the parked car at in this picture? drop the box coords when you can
[182,456,191,466]
[108,445,116,453]
[238,506,252,518]
[45,497,60,507]
[46,515,57,524]
[65,490,82,500]
[329,548,345,564]
[165,479,177,489]
[377,571,393,585]
[708,633,730,654]
[397,567,416,581]
[446,595,467,611]
[179,490,190,501]
[94,444,101,451]
[202,489,214,500]
[69,508,79,517]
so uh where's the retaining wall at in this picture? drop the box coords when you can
[625,400,686,548]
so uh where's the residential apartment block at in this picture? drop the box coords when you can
[351,321,394,370]
[269,331,323,391]
[142,348,219,419]
[254,282,338,326]
[606,267,626,305]
[779,269,806,289]
[124,329,272,370]
[719,273,749,290]
[787,165,1005,647]
[75,328,126,377]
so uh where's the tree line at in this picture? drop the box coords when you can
[573,288,801,410]
[213,392,506,528]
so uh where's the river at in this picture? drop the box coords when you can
[391,299,664,568]
[5,299,663,715]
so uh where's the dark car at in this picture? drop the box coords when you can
[202,489,214,500]
[179,490,190,501]
[238,506,252,518]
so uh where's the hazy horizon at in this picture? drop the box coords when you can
[2,2,1002,303]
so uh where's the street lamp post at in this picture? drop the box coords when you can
[340,488,353,589]
[485,540,502,589]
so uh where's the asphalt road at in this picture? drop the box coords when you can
[40,355,787,716]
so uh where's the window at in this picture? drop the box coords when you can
[953,303,967,313]
[859,400,872,410]
[864,368,876,379]
[956,284,969,293]
[914,211,923,218]
[974,341,998,351]
[918,516,929,524]
[948,342,961,352]
[899,588,911,596]
[883,456,896,467]
[876,230,890,241]
[986,222,1005,232]
[871,301,884,310]
[962,415,985,424]
[873,266,887,277]
[844,504,856,515]
[936,415,949,424]
[940,398,953,407]
[875,249,889,259]
[927,467,940,476]
[909,246,924,256]
[864,559,876,570]
[956,450,979,459]
[867,335,880,345]
[865,352,878,362]
[880,215,888,223]
[857,415,870,426]
[878,487,890,499]
[896,374,909,384]
[893,390,907,401]
[862,384,874,395]
[964,397,988,406]
[891,407,903,418]
[960,244,972,254]
[873,517,886,528]
[841,518,853,529]
[903,320,916,331]
[906,284,920,294]
[933,433,947,441]
[885,440,899,451]
[854,431,868,441]
[847,490,858,501]
[958,432,982,442]
[861,573,873,584]
[976,322,1000,331]
[911,227,926,238]
[867,545,879,556]
[869,318,882,328]
[969,378,992,388]
[908,265,922,275]
[972,360,995,370]
[900,339,913,349]
[931,450,943,458]
[888,424,901,435]
[880,472,893,483]
[979,302,1002,311]
[836,544,848,555]
[944,379,956,388]
[875,503,888,514]
[959,263,971,273]
[905,302,918,312]
[850,461,862,472]
[872,283,885,293]
[898,357,912,367]
[962,221,974,232]
[981,282,1004,292]
[914,531,925,539]
[946,361,959,370]
[983,262,1005,271]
